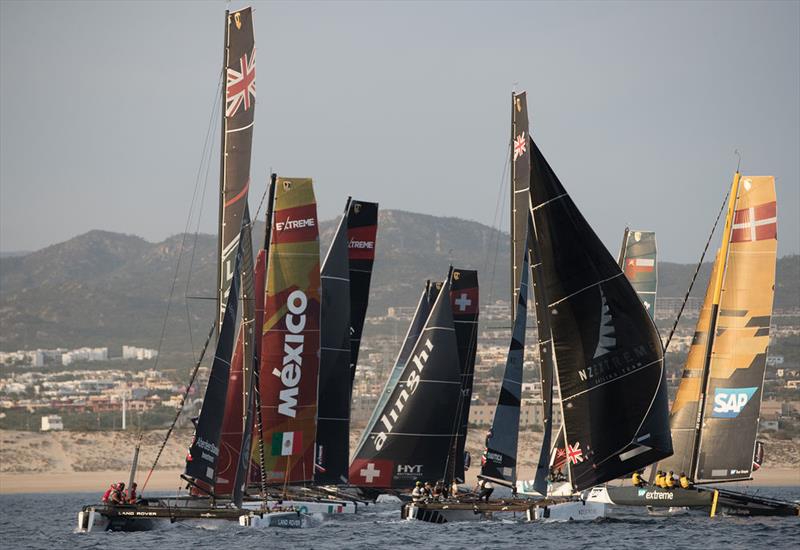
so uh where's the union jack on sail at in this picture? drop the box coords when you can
[226,49,256,117]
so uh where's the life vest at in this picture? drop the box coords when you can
[680,476,690,489]
[126,488,137,503]
[666,475,675,488]
[632,472,642,486]
[102,486,114,502]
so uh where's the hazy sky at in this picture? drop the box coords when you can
[1,0,798,262]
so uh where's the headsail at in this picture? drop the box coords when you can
[528,136,672,491]
[346,199,379,381]
[258,177,321,484]
[185,237,243,486]
[480,248,528,487]
[217,7,255,327]
[618,228,658,320]
[315,201,352,484]
[349,271,462,489]
[215,206,256,497]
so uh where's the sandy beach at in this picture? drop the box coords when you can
[1,429,797,494]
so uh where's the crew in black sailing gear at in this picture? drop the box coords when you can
[477,479,493,502]
[423,482,433,500]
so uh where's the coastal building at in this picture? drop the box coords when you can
[41,414,64,431]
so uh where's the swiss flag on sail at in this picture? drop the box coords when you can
[349,458,393,487]
[731,201,776,243]
[451,287,479,315]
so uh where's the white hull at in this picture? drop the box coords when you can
[527,500,606,522]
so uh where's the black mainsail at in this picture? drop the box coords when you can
[315,200,353,484]
[528,136,672,492]
[352,280,440,458]
[349,272,462,489]
[448,269,479,484]
[346,199,379,381]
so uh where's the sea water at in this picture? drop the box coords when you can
[1,487,798,550]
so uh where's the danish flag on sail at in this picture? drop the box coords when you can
[731,201,777,243]
[226,49,256,117]
[624,257,655,277]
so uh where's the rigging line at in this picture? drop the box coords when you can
[141,321,215,493]
[483,140,512,312]
[185,73,224,360]
[251,174,271,223]
[663,188,730,353]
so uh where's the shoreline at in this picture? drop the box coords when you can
[1,467,797,495]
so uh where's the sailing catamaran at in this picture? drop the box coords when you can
[590,174,798,517]
[350,268,478,494]
[77,7,381,531]
[404,92,673,523]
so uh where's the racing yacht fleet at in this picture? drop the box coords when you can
[77,4,797,534]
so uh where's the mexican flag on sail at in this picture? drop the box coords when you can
[271,431,303,456]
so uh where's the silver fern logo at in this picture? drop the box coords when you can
[593,287,616,359]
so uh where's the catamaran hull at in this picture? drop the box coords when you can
[76,504,318,533]
[587,486,713,508]
[155,496,357,515]
[401,499,606,524]
[526,500,606,522]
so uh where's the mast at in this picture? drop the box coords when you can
[216,9,230,327]
[617,226,629,267]
[510,92,531,320]
[689,171,741,479]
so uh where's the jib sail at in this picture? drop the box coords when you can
[618,228,658,320]
[185,234,244,486]
[448,269,479,484]
[528,135,672,492]
[353,280,441,457]
[315,200,352,484]
[217,6,256,328]
[480,246,528,487]
[349,271,462,489]
[258,177,321,484]
[215,206,256,497]
[346,199,379,381]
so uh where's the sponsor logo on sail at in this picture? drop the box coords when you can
[712,387,758,418]
[396,464,423,478]
[273,290,308,418]
[348,238,374,249]
[374,338,434,450]
[276,216,316,231]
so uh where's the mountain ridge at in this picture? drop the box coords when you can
[1,210,797,352]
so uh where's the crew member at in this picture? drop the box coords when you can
[679,473,691,489]
[110,482,125,504]
[632,470,645,487]
[102,483,116,503]
[477,478,493,503]
[665,471,676,489]
[433,480,444,501]
[126,482,138,503]
[423,482,433,500]
[654,471,664,488]
[411,481,424,502]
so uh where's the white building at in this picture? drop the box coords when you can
[122,346,158,360]
[41,414,64,431]
[62,347,108,366]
